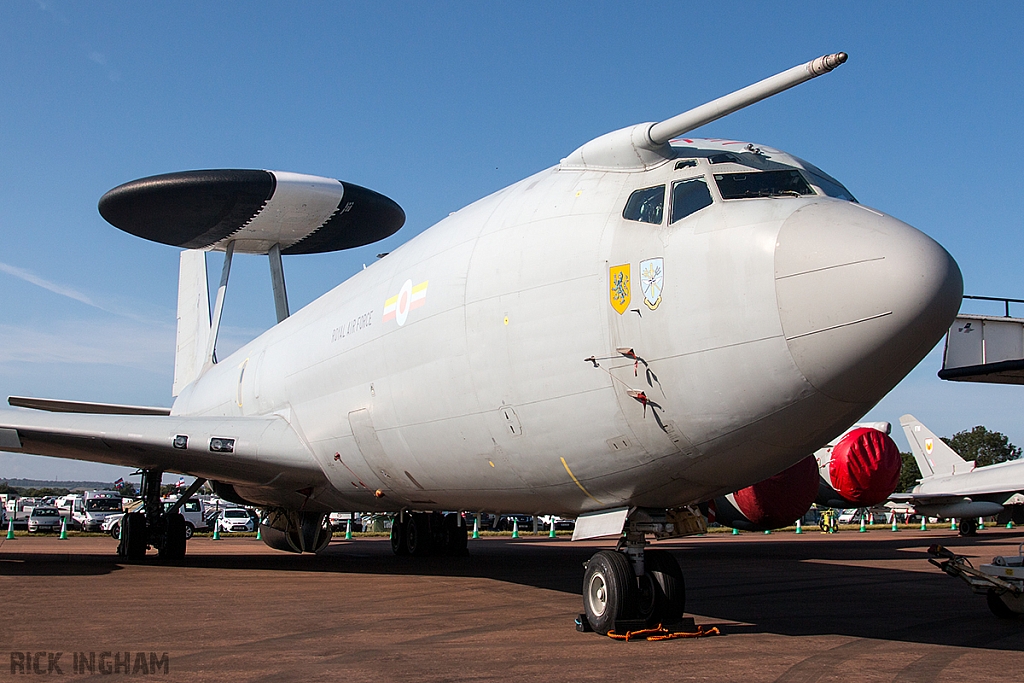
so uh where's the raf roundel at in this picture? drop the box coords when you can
[383,280,428,326]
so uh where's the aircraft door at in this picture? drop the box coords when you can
[348,408,416,497]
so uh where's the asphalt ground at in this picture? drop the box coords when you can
[2,528,1023,682]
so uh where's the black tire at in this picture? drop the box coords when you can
[110,523,121,539]
[441,513,468,556]
[582,550,636,635]
[391,516,408,556]
[184,523,194,540]
[987,589,1020,619]
[406,513,432,556]
[159,514,187,562]
[121,512,148,562]
[959,519,978,536]
[646,549,686,625]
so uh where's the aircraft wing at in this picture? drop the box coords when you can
[0,408,322,489]
[889,492,968,506]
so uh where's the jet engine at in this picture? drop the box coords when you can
[814,426,900,508]
[708,455,819,531]
[259,508,332,554]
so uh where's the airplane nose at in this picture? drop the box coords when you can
[775,201,962,403]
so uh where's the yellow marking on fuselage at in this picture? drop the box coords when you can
[560,457,602,504]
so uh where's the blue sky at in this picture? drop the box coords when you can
[1,2,1023,481]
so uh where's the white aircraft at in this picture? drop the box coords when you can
[0,52,963,634]
[893,414,1024,535]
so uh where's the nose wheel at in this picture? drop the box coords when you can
[581,546,685,634]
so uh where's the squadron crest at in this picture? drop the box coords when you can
[639,258,664,310]
[609,264,630,314]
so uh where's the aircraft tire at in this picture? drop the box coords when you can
[582,550,636,635]
[406,513,431,556]
[987,589,1022,619]
[442,513,468,556]
[646,549,686,625]
[390,516,408,556]
[122,512,148,562]
[159,513,187,563]
[959,518,978,536]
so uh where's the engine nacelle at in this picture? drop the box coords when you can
[814,424,900,508]
[259,508,331,554]
[709,455,819,531]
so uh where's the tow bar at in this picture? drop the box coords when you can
[927,543,1024,618]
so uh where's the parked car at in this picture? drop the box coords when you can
[329,512,363,532]
[27,507,63,533]
[216,508,256,533]
[495,514,533,531]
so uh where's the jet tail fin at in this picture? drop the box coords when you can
[172,249,211,397]
[900,414,973,478]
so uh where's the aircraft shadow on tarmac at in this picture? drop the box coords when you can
[3,533,1024,650]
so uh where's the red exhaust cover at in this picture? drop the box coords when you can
[733,455,818,529]
[828,427,900,506]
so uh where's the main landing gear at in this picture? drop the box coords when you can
[117,470,205,564]
[581,515,687,635]
[390,511,468,556]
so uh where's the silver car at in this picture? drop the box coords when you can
[28,507,62,533]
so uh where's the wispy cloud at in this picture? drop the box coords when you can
[0,260,169,326]
[86,50,120,82]
[32,0,68,25]
[0,320,173,370]
[0,261,97,308]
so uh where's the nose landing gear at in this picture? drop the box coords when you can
[580,509,690,634]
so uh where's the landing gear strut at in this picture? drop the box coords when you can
[581,511,687,634]
[390,511,468,556]
[116,470,205,563]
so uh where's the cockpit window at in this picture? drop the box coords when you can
[623,185,665,224]
[714,170,813,199]
[670,178,713,223]
[804,170,857,202]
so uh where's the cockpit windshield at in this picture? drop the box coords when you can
[804,170,857,202]
[714,170,813,199]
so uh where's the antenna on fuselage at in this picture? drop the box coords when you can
[98,169,406,393]
[560,52,848,172]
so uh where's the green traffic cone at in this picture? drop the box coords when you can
[951,519,957,531]
[59,517,67,540]
[511,519,519,538]
[212,524,221,540]
[7,518,15,539]
[920,518,927,531]
[1008,520,1015,529]
[795,519,802,534]
[345,519,352,540]
[549,518,556,538]
[859,518,866,533]
[891,518,899,532]
[256,525,262,540]
[978,518,985,530]
[472,517,479,539]
[732,527,739,535]
[764,529,771,534]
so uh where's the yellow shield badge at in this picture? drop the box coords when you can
[609,264,630,314]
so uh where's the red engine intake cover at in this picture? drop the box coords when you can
[828,427,901,506]
[733,455,819,529]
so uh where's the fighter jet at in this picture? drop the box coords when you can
[892,415,1024,535]
[0,53,963,634]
